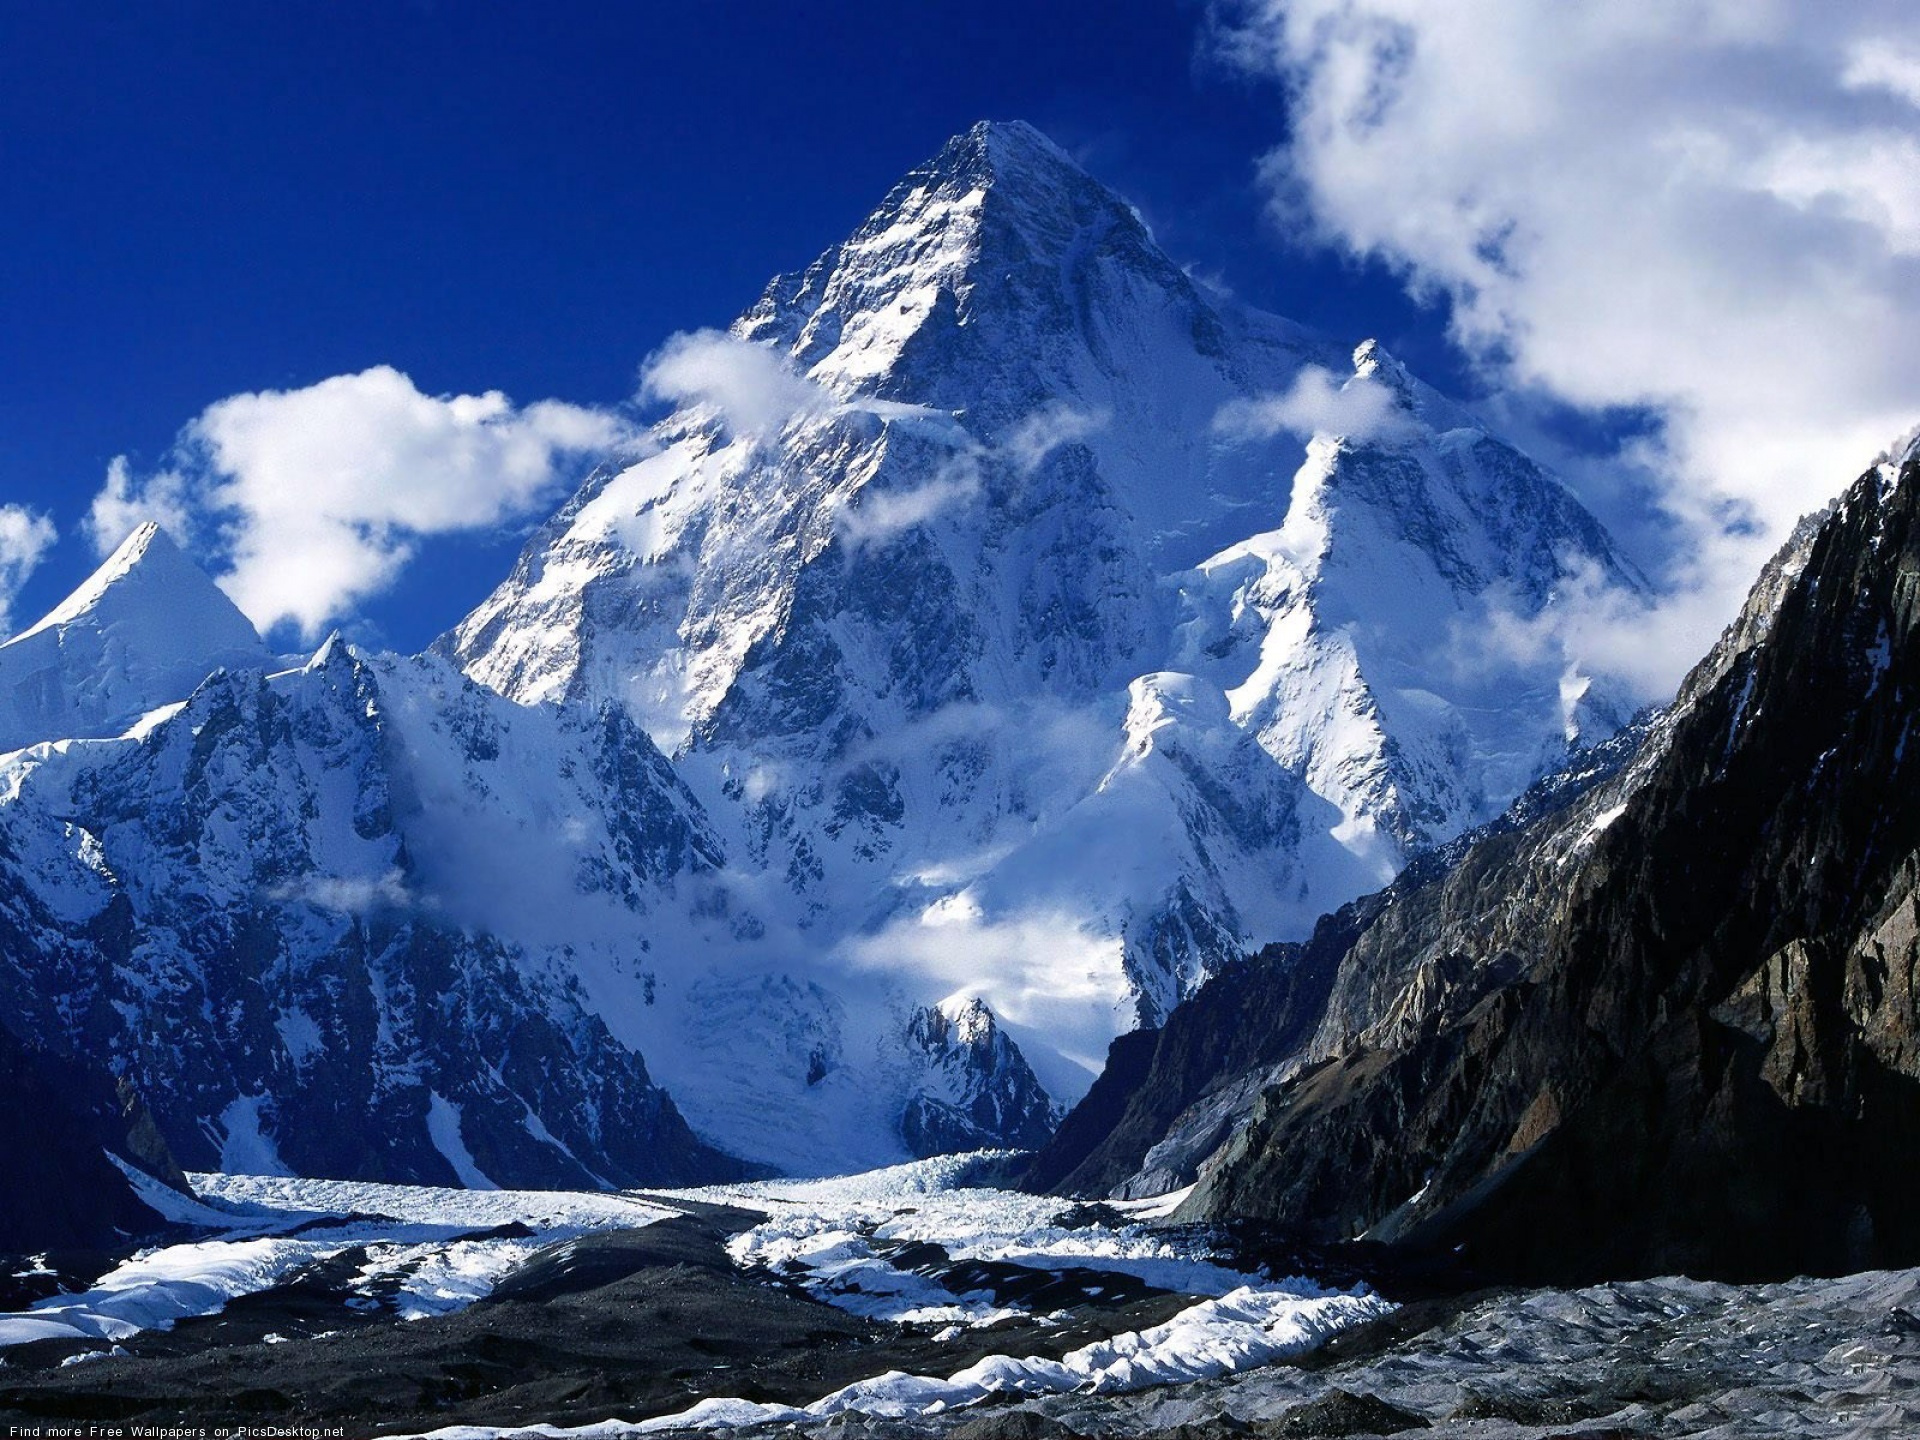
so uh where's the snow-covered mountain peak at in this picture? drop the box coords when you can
[15,522,251,646]
[0,522,269,753]
[1347,338,1415,410]
[303,631,350,673]
[445,120,1648,1141]
[736,118,1321,425]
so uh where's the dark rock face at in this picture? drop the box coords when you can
[1023,934,1337,1199]
[1176,453,1920,1282]
[1029,719,1649,1203]
[900,998,1058,1157]
[0,1023,172,1251]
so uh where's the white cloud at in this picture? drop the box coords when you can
[836,452,983,548]
[0,506,57,636]
[87,456,195,557]
[268,868,415,916]
[640,328,942,441]
[1451,555,1735,705]
[641,328,836,437]
[839,903,1131,1092]
[835,401,1116,549]
[1213,364,1409,443]
[1844,39,1920,108]
[95,366,633,639]
[1003,402,1109,473]
[1214,0,1920,688]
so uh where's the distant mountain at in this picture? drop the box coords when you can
[0,616,748,1187]
[1038,432,1920,1285]
[448,120,1641,1133]
[0,522,268,753]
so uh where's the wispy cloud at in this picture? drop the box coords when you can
[1213,364,1410,444]
[835,452,984,548]
[87,457,194,558]
[268,868,416,916]
[1003,402,1110,473]
[641,328,838,437]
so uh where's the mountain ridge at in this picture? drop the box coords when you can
[1032,430,1920,1284]
[446,119,1645,1126]
[0,120,1651,1185]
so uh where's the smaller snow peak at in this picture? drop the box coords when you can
[936,993,997,1044]
[1351,339,1415,401]
[305,632,348,672]
[19,518,234,643]
[1122,673,1235,762]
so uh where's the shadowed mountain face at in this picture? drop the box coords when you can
[1039,438,1920,1284]
[0,1019,175,1253]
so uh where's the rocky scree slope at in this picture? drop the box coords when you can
[1023,716,1655,1203]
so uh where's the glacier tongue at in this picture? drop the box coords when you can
[445,120,1648,1140]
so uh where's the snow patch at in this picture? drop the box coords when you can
[426,1092,500,1191]
[218,1096,292,1178]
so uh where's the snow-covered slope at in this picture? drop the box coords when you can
[0,634,747,1188]
[0,538,1056,1181]
[448,121,1643,1093]
[0,522,269,753]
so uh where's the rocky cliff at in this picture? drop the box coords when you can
[1038,436,1920,1284]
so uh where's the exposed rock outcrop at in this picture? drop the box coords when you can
[1182,447,1920,1282]
[1043,439,1920,1285]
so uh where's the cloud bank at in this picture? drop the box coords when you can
[94,366,633,639]
[1214,0,1920,687]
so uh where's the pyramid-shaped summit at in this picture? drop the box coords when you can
[0,521,268,752]
[446,120,1644,1148]
[738,118,1321,413]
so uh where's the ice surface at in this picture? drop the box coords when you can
[396,1286,1388,1438]
[0,1172,675,1351]
[673,1154,1352,1328]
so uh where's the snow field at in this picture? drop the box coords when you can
[0,1172,676,1351]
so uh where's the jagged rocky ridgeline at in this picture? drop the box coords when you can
[0,120,1644,1192]
[1034,436,1920,1285]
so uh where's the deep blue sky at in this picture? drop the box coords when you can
[1,1,1459,649]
